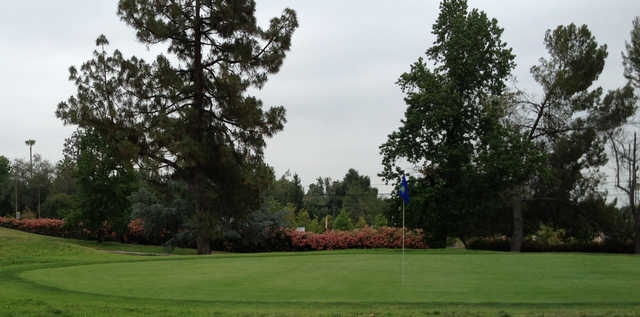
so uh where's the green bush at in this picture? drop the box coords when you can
[334,209,354,231]
[373,214,388,227]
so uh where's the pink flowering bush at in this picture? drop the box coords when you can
[0,217,149,243]
[0,217,69,236]
[285,226,426,250]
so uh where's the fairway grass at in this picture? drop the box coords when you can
[2,227,640,316]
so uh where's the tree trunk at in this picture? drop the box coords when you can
[192,0,211,256]
[635,212,640,254]
[195,206,212,255]
[196,233,211,255]
[511,189,523,252]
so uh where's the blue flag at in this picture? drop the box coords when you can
[399,174,409,205]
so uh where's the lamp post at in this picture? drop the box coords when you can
[15,173,19,220]
[25,139,36,217]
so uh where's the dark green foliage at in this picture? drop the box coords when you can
[0,156,11,216]
[5,155,55,217]
[41,193,75,219]
[266,171,305,212]
[333,209,354,231]
[216,206,288,252]
[303,177,342,219]
[468,236,637,253]
[341,169,383,223]
[373,214,388,227]
[129,181,194,245]
[67,130,138,242]
[505,22,636,251]
[56,1,298,254]
[380,0,522,247]
[302,169,386,224]
[623,17,640,88]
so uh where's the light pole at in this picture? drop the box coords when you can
[25,139,35,217]
[15,172,19,220]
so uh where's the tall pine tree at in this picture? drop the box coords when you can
[56,1,298,254]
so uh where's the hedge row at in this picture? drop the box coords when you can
[0,217,147,243]
[0,217,426,251]
[287,227,426,250]
[468,237,636,253]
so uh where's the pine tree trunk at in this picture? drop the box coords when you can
[192,0,210,256]
[634,211,640,254]
[195,206,212,255]
[511,189,523,252]
[196,234,211,255]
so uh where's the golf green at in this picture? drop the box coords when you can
[20,251,640,304]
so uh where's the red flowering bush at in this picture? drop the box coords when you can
[285,226,426,250]
[0,217,70,237]
[126,218,146,242]
[0,217,148,242]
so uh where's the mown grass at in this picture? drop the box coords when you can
[1,227,640,316]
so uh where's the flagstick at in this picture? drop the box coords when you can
[401,201,405,284]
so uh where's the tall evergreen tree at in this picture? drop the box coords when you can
[512,24,636,251]
[56,1,298,254]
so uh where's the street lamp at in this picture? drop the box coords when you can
[25,139,36,217]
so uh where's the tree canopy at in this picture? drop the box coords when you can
[56,0,298,253]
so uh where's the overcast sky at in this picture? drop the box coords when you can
[1,1,639,197]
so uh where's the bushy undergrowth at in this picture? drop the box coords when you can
[468,236,636,253]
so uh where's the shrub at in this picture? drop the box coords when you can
[355,216,367,229]
[468,236,636,253]
[373,214,388,227]
[334,209,353,231]
[285,226,426,251]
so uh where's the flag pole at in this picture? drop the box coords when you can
[402,199,405,284]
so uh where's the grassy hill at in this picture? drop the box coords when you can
[2,227,640,316]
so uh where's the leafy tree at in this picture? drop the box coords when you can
[513,24,636,250]
[303,176,342,219]
[129,181,194,244]
[30,155,54,218]
[355,216,367,229]
[341,169,384,223]
[7,155,55,217]
[67,130,138,242]
[9,159,29,214]
[623,17,640,88]
[616,16,640,253]
[266,171,305,212]
[307,218,324,233]
[334,208,354,231]
[0,156,11,216]
[380,0,519,247]
[373,214,388,227]
[303,170,386,223]
[41,155,78,219]
[41,193,75,219]
[56,1,298,254]
[303,177,332,219]
[50,158,77,196]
